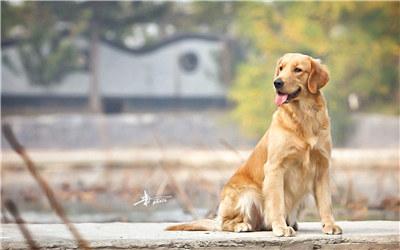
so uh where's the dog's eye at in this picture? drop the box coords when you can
[279,66,283,71]
[294,67,302,73]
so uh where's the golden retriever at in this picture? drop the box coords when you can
[166,53,342,237]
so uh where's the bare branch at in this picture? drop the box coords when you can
[3,200,39,250]
[1,123,91,250]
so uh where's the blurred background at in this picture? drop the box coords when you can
[1,1,399,224]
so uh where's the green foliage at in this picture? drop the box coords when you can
[229,56,275,137]
[17,34,81,86]
[229,2,399,144]
[1,2,82,86]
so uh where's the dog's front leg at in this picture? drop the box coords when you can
[314,161,342,235]
[263,162,295,237]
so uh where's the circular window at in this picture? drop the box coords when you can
[179,52,199,73]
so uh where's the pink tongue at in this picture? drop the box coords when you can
[274,94,288,106]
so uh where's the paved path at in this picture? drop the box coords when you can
[1,221,399,249]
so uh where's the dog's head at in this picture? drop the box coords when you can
[273,53,329,106]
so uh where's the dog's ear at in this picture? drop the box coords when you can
[274,57,283,78]
[307,58,329,94]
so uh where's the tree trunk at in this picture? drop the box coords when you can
[89,22,102,113]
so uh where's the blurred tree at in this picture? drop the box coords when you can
[229,2,399,145]
[1,2,83,87]
[1,1,171,113]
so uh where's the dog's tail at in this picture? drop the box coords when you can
[165,219,218,231]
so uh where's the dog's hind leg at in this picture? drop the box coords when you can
[218,188,263,232]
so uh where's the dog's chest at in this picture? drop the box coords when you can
[304,118,325,149]
[302,135,326,171]
[307,136,319,149]
[285,144,323,195]
[284,160,316,200]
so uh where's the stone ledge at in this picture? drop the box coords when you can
[1,221,399,249]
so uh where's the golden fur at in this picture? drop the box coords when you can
[166,53,342,237]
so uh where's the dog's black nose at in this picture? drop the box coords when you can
[274,78,284,89]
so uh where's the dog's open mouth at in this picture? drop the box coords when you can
[274,87,301,106]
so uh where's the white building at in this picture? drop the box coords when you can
[1,34,230,112]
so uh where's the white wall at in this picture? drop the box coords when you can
[1,38,226,98]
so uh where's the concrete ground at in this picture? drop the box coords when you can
[1,221,399,249]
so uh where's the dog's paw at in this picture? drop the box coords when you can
[234,222,252,232]
[273,225,296,237]
[322,224,342,235]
